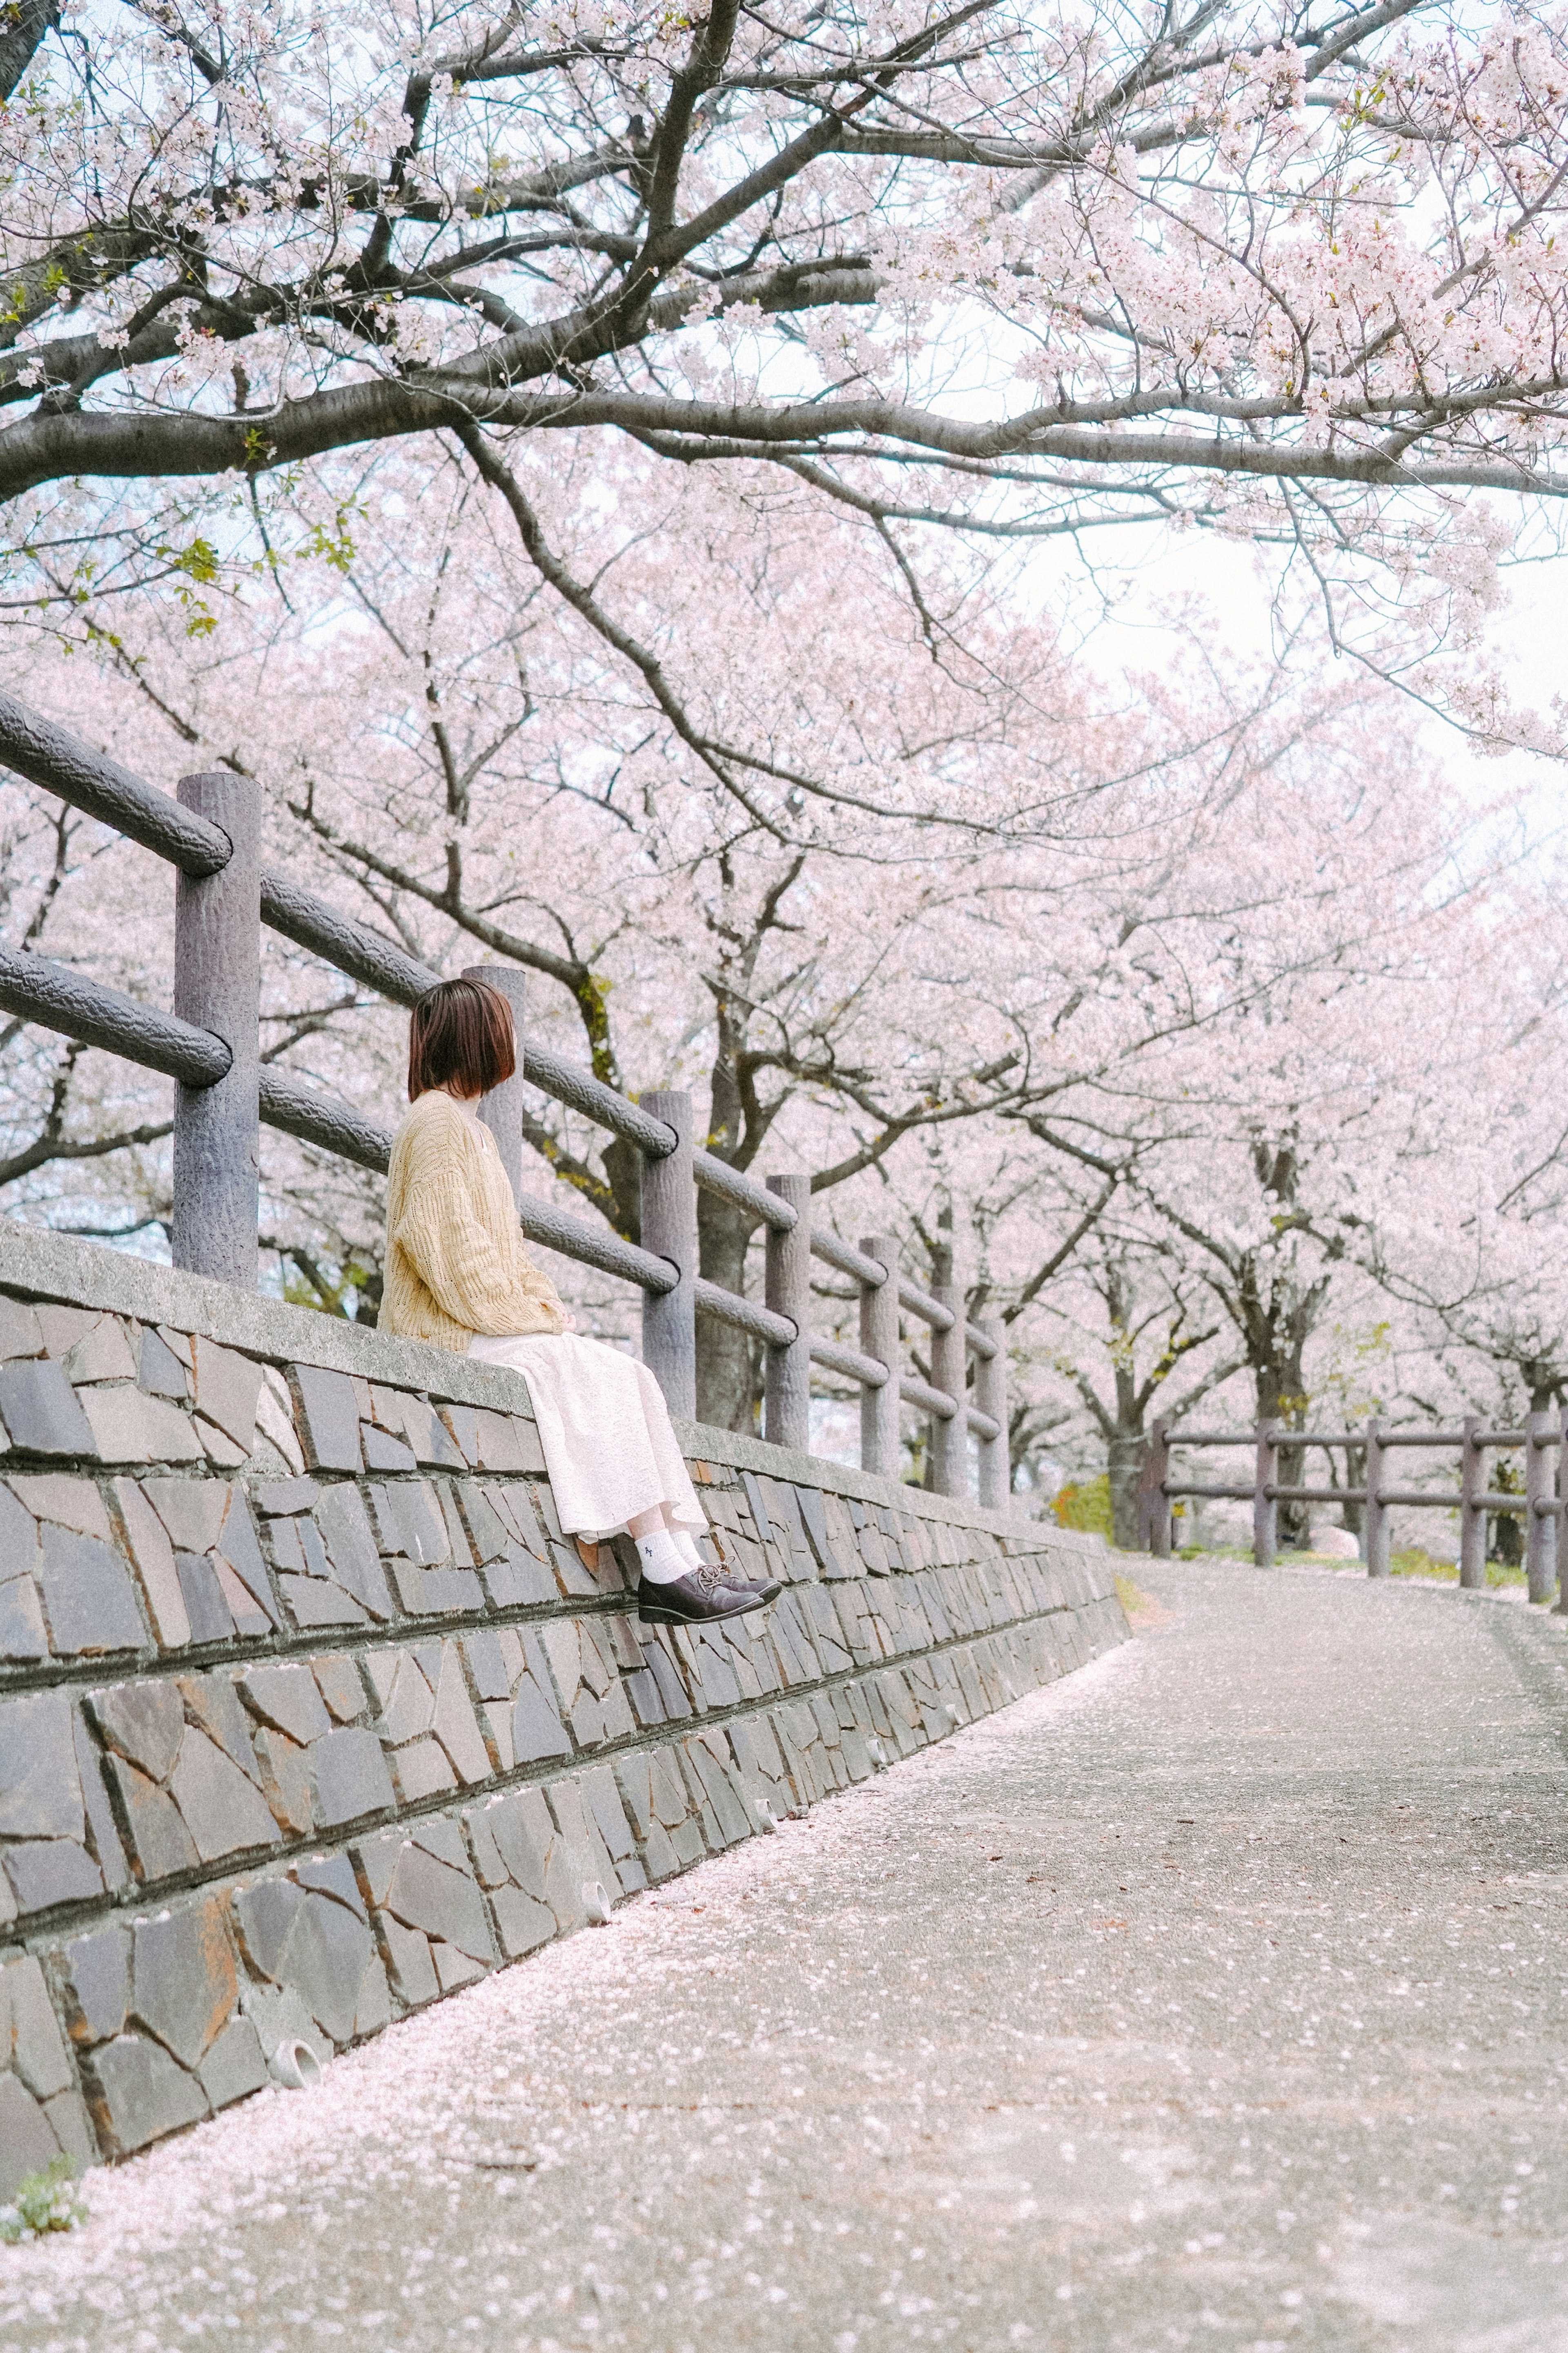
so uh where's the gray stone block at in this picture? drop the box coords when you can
[36,1303,105,1360]
[0,1476,38,1568]
[4,1838,103,1914]
[312,1655,366,1722]
[253,1476,321,1515]
[137,1327,188,1399]
[466,1789,568,1952]
[0,1359,98,1456]
[376,1835,497,1965]
[4,1953,72,2096]
[131,1898,238,2070]
[241,1662,331,1748]
[378,1915,439,2009]
[176,1671,262,1783]
[313,1485,392,1620]
[0,1688,85,1840]
[105,1755,199,1883]
[79,1385,203,1464]
[112,1477,189,1650]
[88,1677,183,1781]
[0,1571,47,1660]
[0,1297,42,1360]
[295,1850,365,1919]
[398,1396,466,1470]
[234,1871,375,2046]
[169,1729,281,1862]
[42,2086,95,2166]
[67,1703,125,1882]
[175,1550,236,1643]
[212,1494,278,1631]
[277,1889,375,2045]
[432,1643,491,1783]
[544,1773,624,1911]
[578,1764,646,1892]
[289,1365,362,1472]
[479,1546,557,1608]
[362,1423,416,1471]
[232,1873,303,1981]
[84,2031,206,2157]
[354,1956,392,2039]
[0,2069,66,2200]
[189,1338,261,1451]
[436,1403,479,1464]
[510,1664,572,1764]
[252,1726,312,1835]
[459,1627,509,1700]
[641,1636,693,1724]
[56,1925,130,2045]
[280,1574,366,1630]
[311,1726,395,1827]
[36,1522,144,1655]
[391,1560,485,1615]
[197,2016,268,2110]
[369,1479,450,1565]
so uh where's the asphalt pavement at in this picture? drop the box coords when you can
[6,1556,1568,2353]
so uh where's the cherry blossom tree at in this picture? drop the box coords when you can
[0,416,1469,1434]
[2,0,1568,750]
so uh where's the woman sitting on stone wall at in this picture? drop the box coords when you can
[381,975,777,1630]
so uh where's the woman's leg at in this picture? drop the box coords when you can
[626,1502,693,1585]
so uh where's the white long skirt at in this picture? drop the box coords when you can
[466,1331,705,1541]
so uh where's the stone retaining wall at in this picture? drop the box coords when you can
[0,1224,1125,2191]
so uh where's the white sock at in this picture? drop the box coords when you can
[673,1528,703,1570]
[635,1528,688,1585]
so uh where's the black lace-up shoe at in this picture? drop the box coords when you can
[636,1563,775,1626]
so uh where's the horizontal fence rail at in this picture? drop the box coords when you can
[0,699,1012,1508]
[1136,1412,1568,1613]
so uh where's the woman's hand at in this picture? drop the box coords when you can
[557,1307,578,1334]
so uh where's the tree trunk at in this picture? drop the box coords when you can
[1256,1355,1310,1548]
[1108,1428,1145,1548]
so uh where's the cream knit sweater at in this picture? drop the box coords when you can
[381,1088,565,1353]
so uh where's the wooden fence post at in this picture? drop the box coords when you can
[639,1090,696,1419]
[465,965,526,1209]
[172,771,259,1287]
[975,1318,1009,1511]
[1137,1418,1172,1557]
[930,1275,968,1500]
[1526,1407,1556,1606]
[1364,1417,1390,1576]
[1253,1419,1278,1567]
[764,1172,811,1452]
[1459,1413,1486,1589]
[860,1233,900,1478]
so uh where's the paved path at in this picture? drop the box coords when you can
[7,1560,1568,2353]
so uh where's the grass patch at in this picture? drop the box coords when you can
[0,2157,86,2244]
[1389,1548,1530,1590]
[1114,1572,1173,1628]
[1172,1541,1535,1592]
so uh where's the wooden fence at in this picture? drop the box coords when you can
[0,696,1008,1504]
[1136,1414,1566,1605]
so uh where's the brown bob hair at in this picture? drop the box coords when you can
[408,977,517,1103]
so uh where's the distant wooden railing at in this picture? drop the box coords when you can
[0,695,1009,1503]
[1136,1414,1565,1606]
